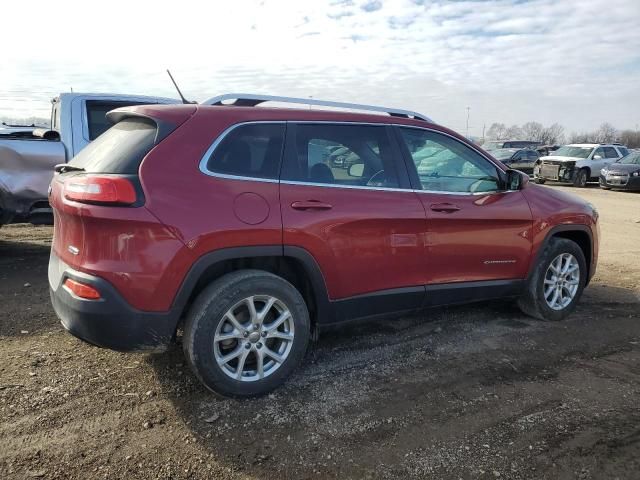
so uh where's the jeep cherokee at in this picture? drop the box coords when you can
[48,94,599,397]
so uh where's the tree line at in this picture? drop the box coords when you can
[485,121,640,148]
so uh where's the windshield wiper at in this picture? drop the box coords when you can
[55,164,85,173]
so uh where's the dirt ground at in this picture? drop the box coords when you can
[1,185,639,480]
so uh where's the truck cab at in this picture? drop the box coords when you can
[0,93,178,225]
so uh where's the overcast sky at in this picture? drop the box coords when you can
[2,0,639,135]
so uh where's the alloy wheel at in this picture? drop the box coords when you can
[543,253,580,310]
[213,295,295,382]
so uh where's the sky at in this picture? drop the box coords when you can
[1,0,639,136]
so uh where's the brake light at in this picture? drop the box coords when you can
[63,278,101,300]
[64,176,137,205]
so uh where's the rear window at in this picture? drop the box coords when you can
[69,118,157,173]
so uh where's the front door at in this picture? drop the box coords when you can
[395,126,533,285]
[279,123,428,318]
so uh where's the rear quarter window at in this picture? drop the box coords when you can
[69,118,158,174]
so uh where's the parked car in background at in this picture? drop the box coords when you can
[536,144,561,157]
[484,140,542,151]
[490,148,540,175]
[599,151,640,191]
[49,93,599,397]
[534,143,627,187]
[0,93,177,226]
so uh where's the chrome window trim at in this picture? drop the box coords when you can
[198,120,515,196]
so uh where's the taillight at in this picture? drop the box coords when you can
[63,278,101,300]
[64,176,137,205]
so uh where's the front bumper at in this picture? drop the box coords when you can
[534,163,576,183]
[49,252,175,352]
[599,174,640,191]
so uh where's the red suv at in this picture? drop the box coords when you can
[49,94,599,397]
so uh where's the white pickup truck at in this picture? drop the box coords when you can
[0,93,177,225]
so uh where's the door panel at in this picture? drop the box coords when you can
[281,184,427,299]
[396,126,533,285]
[419,191,533,283]
[280,122,427,301]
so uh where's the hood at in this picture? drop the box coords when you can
[604,163,640,174]
[540,155,582,163]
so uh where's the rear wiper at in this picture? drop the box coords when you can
[55,164,85,173]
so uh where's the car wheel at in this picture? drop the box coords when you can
[517,237,587,321]
[573,169,588,188]
[183,270,310,397]
[534,178,546,185]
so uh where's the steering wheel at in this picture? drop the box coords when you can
[366,170,387,187]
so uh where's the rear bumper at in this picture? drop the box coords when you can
[48,252,175,352]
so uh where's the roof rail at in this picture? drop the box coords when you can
[201,93,432,122]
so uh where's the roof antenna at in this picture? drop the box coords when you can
[166,69,193,104]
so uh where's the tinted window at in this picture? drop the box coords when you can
[526,150,539,160]
[603,147,619,159]
[282,124,400,188]
[206,123,285,180]
[617,146,629,156]
[86,100,146,140]
[69,118,157,173]
[592,147,605,159]
[400,128,501,193]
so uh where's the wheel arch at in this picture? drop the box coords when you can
[529,225,593,285]
[168,246,332,336]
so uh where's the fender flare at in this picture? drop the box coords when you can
[167,245,333,330]
[527,224,594,284]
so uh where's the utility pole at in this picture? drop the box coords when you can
[465,107,470,138]
[482,123,486,144]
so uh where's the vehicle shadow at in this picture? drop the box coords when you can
[144,299,544,477]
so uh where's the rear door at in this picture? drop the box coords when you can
[395,126,533,285]
[280,122,427,316]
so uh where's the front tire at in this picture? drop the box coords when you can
[517,238,587,321]
[183,270,310,397]
[573,169,588,188]
[534,178,546,185]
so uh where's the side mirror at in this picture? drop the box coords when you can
[506,169,529,190]
[348,163,365,177]
[593,155,602,160]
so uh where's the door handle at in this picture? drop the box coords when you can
[291,200,333,211]
[430,203,460,213]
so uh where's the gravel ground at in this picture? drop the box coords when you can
[1,185,639,479]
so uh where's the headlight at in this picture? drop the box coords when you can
[601,167,608,175]
[633,171,639,177]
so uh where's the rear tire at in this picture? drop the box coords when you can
[573,169,588,188]
[183,270,310,397]
[517,238,587,321]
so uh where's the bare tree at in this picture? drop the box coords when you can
[541,123,565,144]
[486,123,507,140]
[521,122,544,142]
[504,125,523,140]
[595,123,618,143]
[619,129,640,149]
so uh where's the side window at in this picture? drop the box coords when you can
[617,146,629,156]
[206,123,285,180]
[399,128,502,193]
[592,147,605,159]
[526,150,539,160]
[282,124,400,188]
[86,100,145,140]
[603,147,619,159]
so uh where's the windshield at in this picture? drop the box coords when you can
[484,141,503,151]
[618,152,640,165]
[552,146,593,159]
[492,149,516,160]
